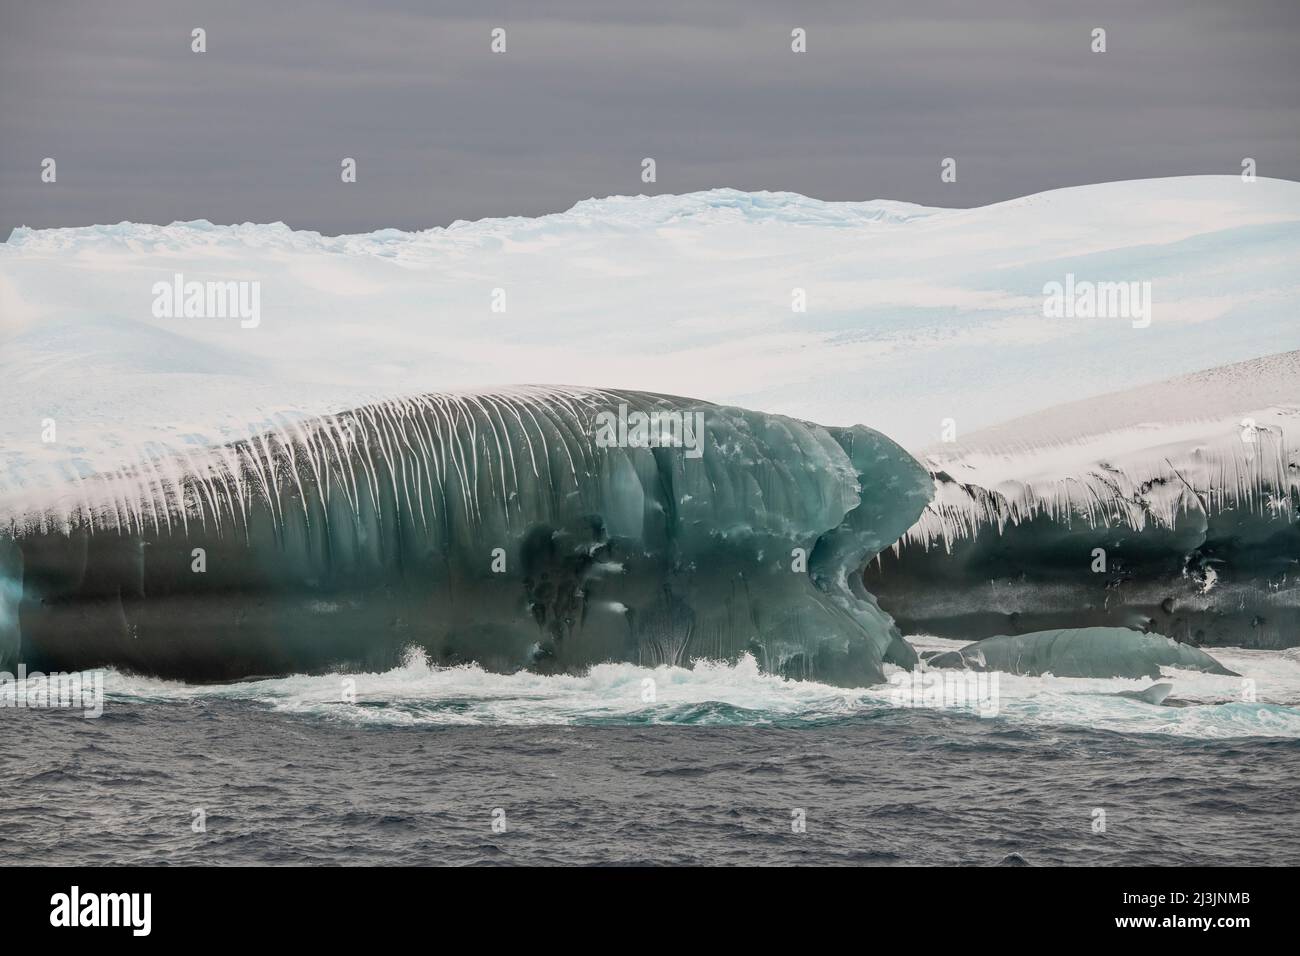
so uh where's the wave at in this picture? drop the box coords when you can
[79,642,1300,739]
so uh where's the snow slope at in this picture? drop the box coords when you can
[862,351,1300,650]
[910,350,1300,549]
[3,175,1299,515]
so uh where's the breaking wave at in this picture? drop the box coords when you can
[85,641,1300,739]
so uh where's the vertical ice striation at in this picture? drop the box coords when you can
[868,353,1300,649]
[0,387,931,684]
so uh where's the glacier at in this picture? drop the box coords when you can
[3,175,1299,682]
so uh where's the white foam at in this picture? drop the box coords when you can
[910,635,1300,739]
[103,650,866,727]
[85,642,1300,739]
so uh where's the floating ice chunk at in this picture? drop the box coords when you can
[927,627,1236,679]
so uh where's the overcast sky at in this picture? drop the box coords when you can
[2,0,1297,236]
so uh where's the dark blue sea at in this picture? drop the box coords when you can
[3,642,1298,866]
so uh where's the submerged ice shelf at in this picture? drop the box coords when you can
[925,627,1237,680]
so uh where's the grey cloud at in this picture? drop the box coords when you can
[1,0,1297,235]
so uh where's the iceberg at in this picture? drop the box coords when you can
[867,351,1300,650]
[0,387,932,684]
[3,176,1299,679]
[4,176,1298,476]
[926,628,1237,679]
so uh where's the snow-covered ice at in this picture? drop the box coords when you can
[3,175,1299,517]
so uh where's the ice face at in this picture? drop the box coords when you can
[868,351,1300,649]
[926,627,1237,679]
[0,387,931,684]
[4,179,1299,678]
[3,176,1299,484]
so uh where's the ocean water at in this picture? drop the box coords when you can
[2,638,1298,866]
